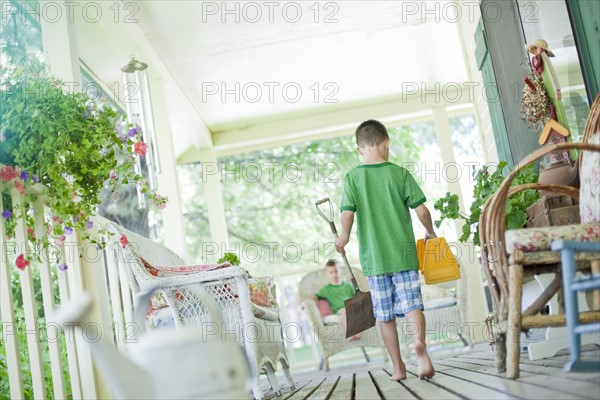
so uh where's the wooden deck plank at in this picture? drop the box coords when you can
[354,370,381,400]
[450,355,600,383]
[439,359,600,399]
[285,378,325,400]
[440,363,594,400]
[384,368,464,400]
[404,364,512,399]
[309,377,339,400]
[328,373,354,400]
[369,369,419,400]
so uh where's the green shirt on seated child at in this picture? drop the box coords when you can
[316,282,355,314]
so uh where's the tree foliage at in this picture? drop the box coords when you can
[180,123,437,275]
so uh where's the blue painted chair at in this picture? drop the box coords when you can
[551,240,600,372]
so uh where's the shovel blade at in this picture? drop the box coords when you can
[344,290,376,338]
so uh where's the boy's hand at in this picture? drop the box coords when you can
[424,231,437,243]
[335,235,349,255]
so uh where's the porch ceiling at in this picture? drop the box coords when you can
[74,1,467,160]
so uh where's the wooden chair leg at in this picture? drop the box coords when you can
[495,333,506,373]
[507,264,523,379]
[495,299,508,373]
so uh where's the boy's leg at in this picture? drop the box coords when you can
[406,309,435,379]
[367,274,406,381]
[393,270,435,379]
[379,318,406,380]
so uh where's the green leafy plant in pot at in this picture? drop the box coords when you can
[434,161,539,246]
[0,72,167,266]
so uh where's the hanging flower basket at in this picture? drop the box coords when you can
[0,71,167,252]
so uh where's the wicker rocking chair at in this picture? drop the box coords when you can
[106,223,295,399]
[298,267,388,371]
[479,95,600,379]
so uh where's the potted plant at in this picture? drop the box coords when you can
[434,161,539,246]
[0,71,167,267]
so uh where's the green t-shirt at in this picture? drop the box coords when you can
[340,162,426,276]
[316,282,355,314]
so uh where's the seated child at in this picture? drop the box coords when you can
[313,259,361,340]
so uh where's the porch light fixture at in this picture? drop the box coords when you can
[121,56,162,209]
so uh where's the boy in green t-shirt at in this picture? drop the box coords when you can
[314,259,361,340]
[334,119,436,381]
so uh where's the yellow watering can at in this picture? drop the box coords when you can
[416,237,460,284]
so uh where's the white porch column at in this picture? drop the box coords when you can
[198,148,229,247]
[147,76,187,257]
[39,7,108,399]
[432,106,488,342]
[39,3,80,83]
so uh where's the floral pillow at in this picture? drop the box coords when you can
[248,277,277,308]
[140,257,231,277]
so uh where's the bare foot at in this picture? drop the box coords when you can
[349,333,362,341]
[414,340,435,379]
[390,360,407,381]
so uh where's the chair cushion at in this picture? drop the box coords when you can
[141,257,231,277]
[147,306,175,329]
[580,133,600,224]
[505,222,600,254]
[248,276,278,308]
[316,299,333,318]
[251,303,280,321]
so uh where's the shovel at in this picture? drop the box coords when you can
[315,198,376,338]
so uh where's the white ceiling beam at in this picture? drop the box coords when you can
[177,85,475,162]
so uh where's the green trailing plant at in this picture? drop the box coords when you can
[0,71,167,267]
[434,161,539,246]
[218,252,241,266]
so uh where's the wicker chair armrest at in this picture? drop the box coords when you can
[482,143,599,248]
[301,299,326,331]
[479,143,600,314]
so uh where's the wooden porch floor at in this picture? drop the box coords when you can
[263,343,600,399]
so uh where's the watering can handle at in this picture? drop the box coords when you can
[315,198,360,291]
[134,284,224,330]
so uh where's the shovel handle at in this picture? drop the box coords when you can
[315,197,360,291]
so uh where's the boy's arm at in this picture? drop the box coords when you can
[414,204,437,241]
[334,210,354,255]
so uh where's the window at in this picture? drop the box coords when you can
[518,0,590,142]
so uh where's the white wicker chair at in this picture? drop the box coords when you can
[106,223,294,399]
[422,271,471,347]
[298,267,388,371]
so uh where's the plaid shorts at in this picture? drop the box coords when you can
[367,270,424,321]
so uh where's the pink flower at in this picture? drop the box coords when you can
[133,142,148,156]
[57,235,67,246]
[153,195,167,210]
[1,166,17,181]
[16,254,30,270]
[14,180,25,195]
[120,235,129,248]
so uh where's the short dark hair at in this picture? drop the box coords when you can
[325,259,338,268]
[355,119,389,147]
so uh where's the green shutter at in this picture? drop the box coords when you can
[567,0,600,102]
[475,18,513,166]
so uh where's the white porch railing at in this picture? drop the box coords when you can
[1,188,137,399]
